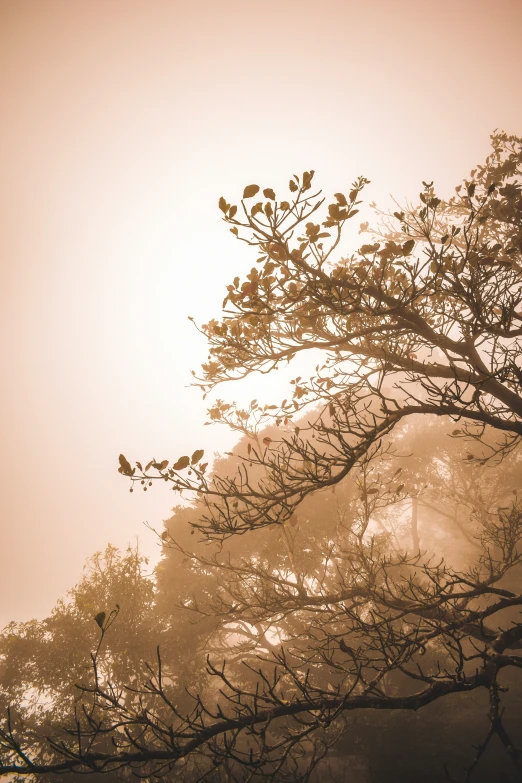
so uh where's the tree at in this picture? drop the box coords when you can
[0,545,162,782]
[153,419,522,782]
[2,132,522,781]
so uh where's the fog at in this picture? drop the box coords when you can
[1,1,522,780]
[1,0,521,625]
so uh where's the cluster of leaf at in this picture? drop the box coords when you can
[115,133,522,547]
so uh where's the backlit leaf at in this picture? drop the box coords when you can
[94,612,106,629]
[173,456,190,470]
[118,454,133,476]
[191,449,204,465]
[243,184,260,199]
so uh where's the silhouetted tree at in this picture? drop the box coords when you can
[2,131,522,781]
[156,420,522,782]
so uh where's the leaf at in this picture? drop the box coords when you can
[334,192,347,206]
[173,456,190,470]
[402,239,415,256]
[118,454,133,476]
[218,197,228,213]
[161,530,169,541]
[262,437,272,447]
[94,612,106,629]
[302,170,314,191]
[360,243,380,255]
[366,488,379,495]
[396,484,404,494]
[263,188,275,200]
[328,203,344,220]
[289,179,298,192]
[467,183,476,197]
[153,460,169,471]
[243,184,260,199]
[306,221,320,237]
[228,205,237,218]
[191,449,204,465]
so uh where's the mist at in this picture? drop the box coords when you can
[1,1,522,780]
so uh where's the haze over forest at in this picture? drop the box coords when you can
[2,2,522,781]
[1,0,521,625]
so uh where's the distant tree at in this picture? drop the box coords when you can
[0,545,162,781]
[1,132,522,781]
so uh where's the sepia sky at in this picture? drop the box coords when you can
[1,0,521,626]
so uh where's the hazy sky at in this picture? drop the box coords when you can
[1,0,521,626]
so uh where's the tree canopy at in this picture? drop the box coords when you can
[2,131,522,782]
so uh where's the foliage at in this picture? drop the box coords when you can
[1,132,522,781]
[155,421,522,781]
[0,545,162,781]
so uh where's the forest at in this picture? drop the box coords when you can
[1,130,522,782]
